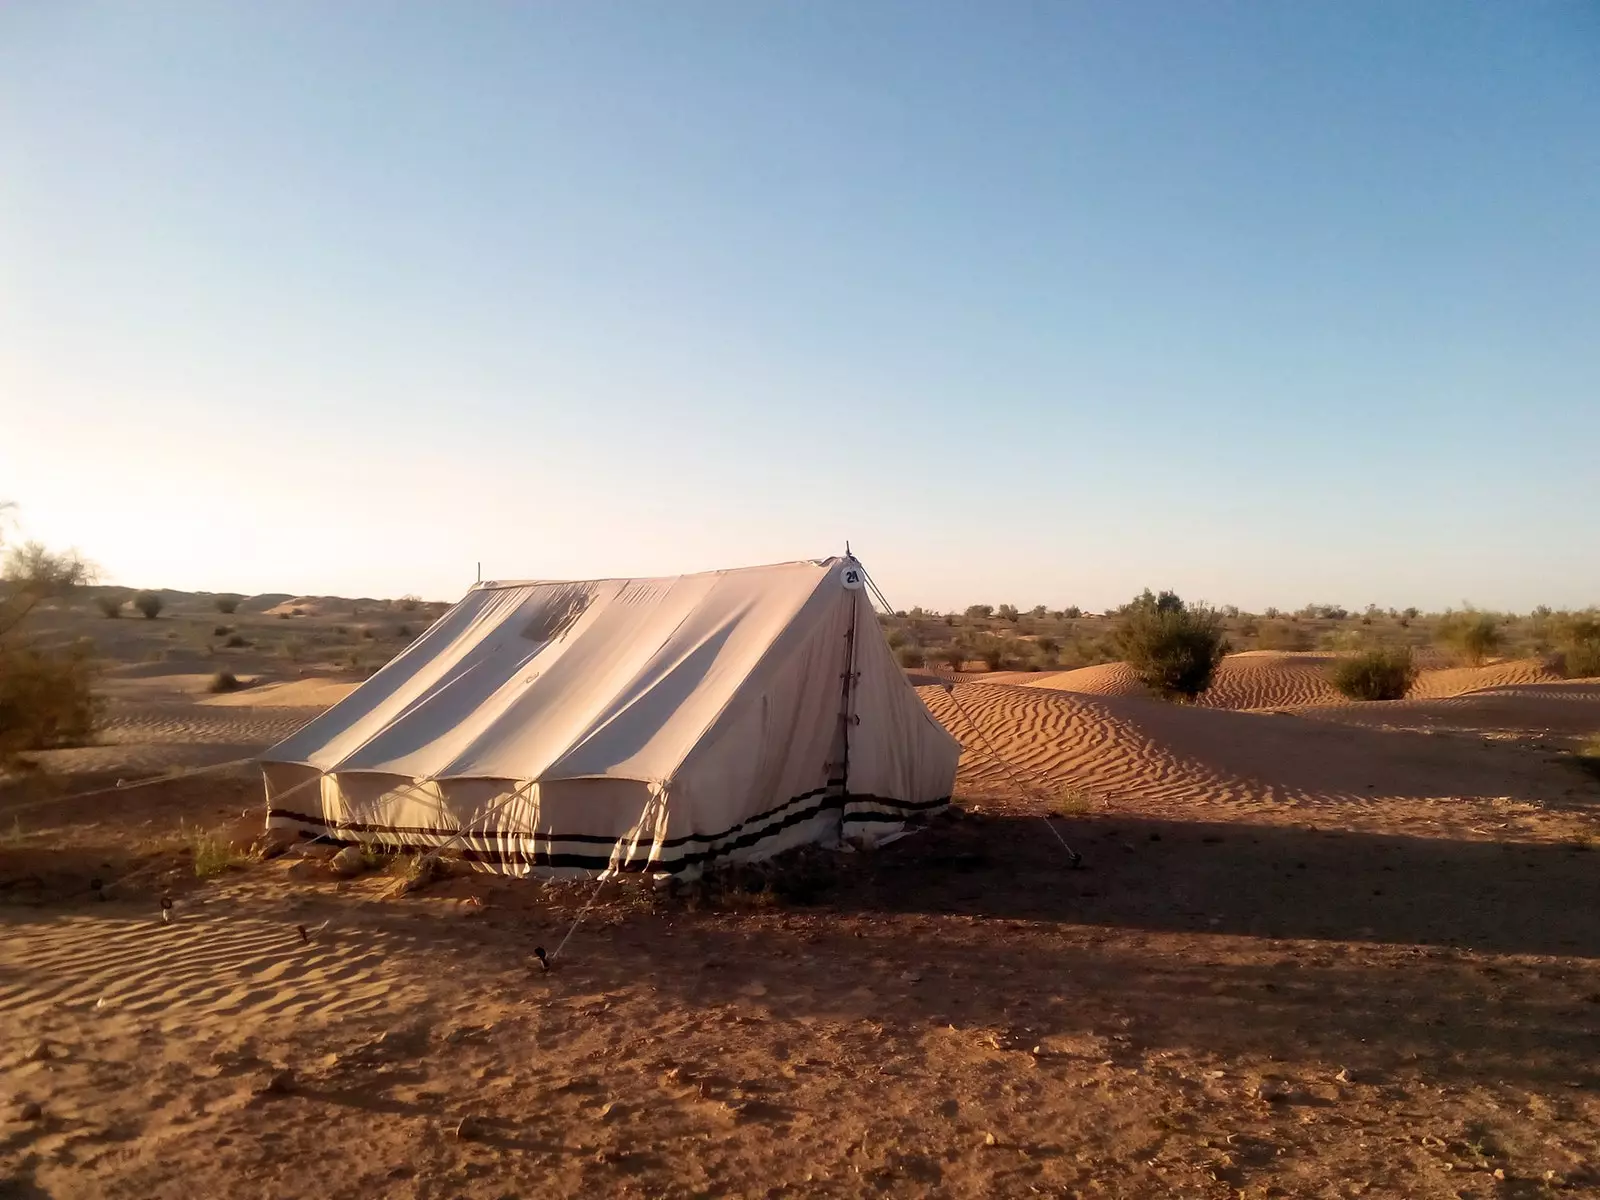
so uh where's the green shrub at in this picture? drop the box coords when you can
[95,594,124,618]
[1256,621,1311,651]
[1437,610,1503,666]
[1113,591,1229,701]
[183,822,250,878]
[207,669,241,693]
[133,590,164,619]
[0,641,99,757]
[1330,647,1416,701]
[939,644,967,670]
[224,633,248,648]
[964,604,993,619]
[996,604,1020,622]
[896,646,925,669]
[886,628,909,650]
[1553,615,1600,678]
[214,595,241,614]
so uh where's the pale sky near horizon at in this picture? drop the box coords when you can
[3,3,1597,613]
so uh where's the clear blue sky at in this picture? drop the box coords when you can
[3,3,1596,612]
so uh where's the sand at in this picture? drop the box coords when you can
[4,646,1599,1197]
[1024,652,1570,712]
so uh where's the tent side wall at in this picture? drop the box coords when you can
[838,588,962,837]
[660,570,852,867]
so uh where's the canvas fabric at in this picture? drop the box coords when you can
[261,558,959,874]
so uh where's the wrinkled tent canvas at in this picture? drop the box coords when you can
[261,557,960,874]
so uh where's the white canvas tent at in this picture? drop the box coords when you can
[260,557,960,875]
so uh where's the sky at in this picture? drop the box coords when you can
[2,3,1597,613]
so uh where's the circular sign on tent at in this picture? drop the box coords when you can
[839,561,865,591]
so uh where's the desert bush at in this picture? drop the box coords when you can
[213,624,232,636]
[277,611,291,620]
[996,604,1020,622]
[964,604,993,620]
[1035,636,1059,654]
[1553,614,1600,678]
[183,822,250,878]
[1436,610,1503,666]
[398,594,421,612]
[1029,605,1048,619]
[207,669,242,693]
[96,594,124,618]
[1113,591,1229,701]
[0,641,99,757]
[214,595,241,614]
[133,590,164,619]
[1061,606,1083,619]
[1330,647,1416,701]
[886,628,909,650]
[897,646,925,668]
[939,644,967,670]
[224,633,248,648]
[394,624,413,639]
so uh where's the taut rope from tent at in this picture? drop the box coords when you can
[857,563,1084,869]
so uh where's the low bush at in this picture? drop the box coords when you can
[1437,610,1503,666]
[1553,614,1600,679]
[214,595,240,614]
[213,624,232,637]
[1113,591,1229,701]
[0,641,99,757]
[896,646,925,668]
[939,644,967,670]
[95,594,124,618]
[207,669,242,693]
[133,591,164,619]
[1256,621,1311,651]
[1329,647,1416,701]
[224,633,248,648]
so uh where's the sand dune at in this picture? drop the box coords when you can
[1021,652,1573,712]
[198,678,360,708]
[1025,652,1353,709]
[920,680,1595,837]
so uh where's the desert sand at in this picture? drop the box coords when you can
[3,638,1599,1198]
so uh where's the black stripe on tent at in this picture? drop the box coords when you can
[266,790,950,873]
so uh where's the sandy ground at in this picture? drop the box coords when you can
[3,653,1599,1198]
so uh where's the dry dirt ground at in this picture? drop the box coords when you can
[3,652,1599,1199]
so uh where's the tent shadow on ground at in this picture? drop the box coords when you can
[820,812,1600,960]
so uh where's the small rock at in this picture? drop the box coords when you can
[1256,1081,1295,1104]
[284,859,323,882]
[1493,1169,1506,1181]
[24,1041,51,1063]
[983,1132,998,1147]
[258,1069,295,1095]
[330,846,369,877]
[1335,1067,1354,1084]
[16,1101,43,1121]
[598,1101,625,1122]
[455,1115,485,1140]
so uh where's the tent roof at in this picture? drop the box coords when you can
[263,557,853,784]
